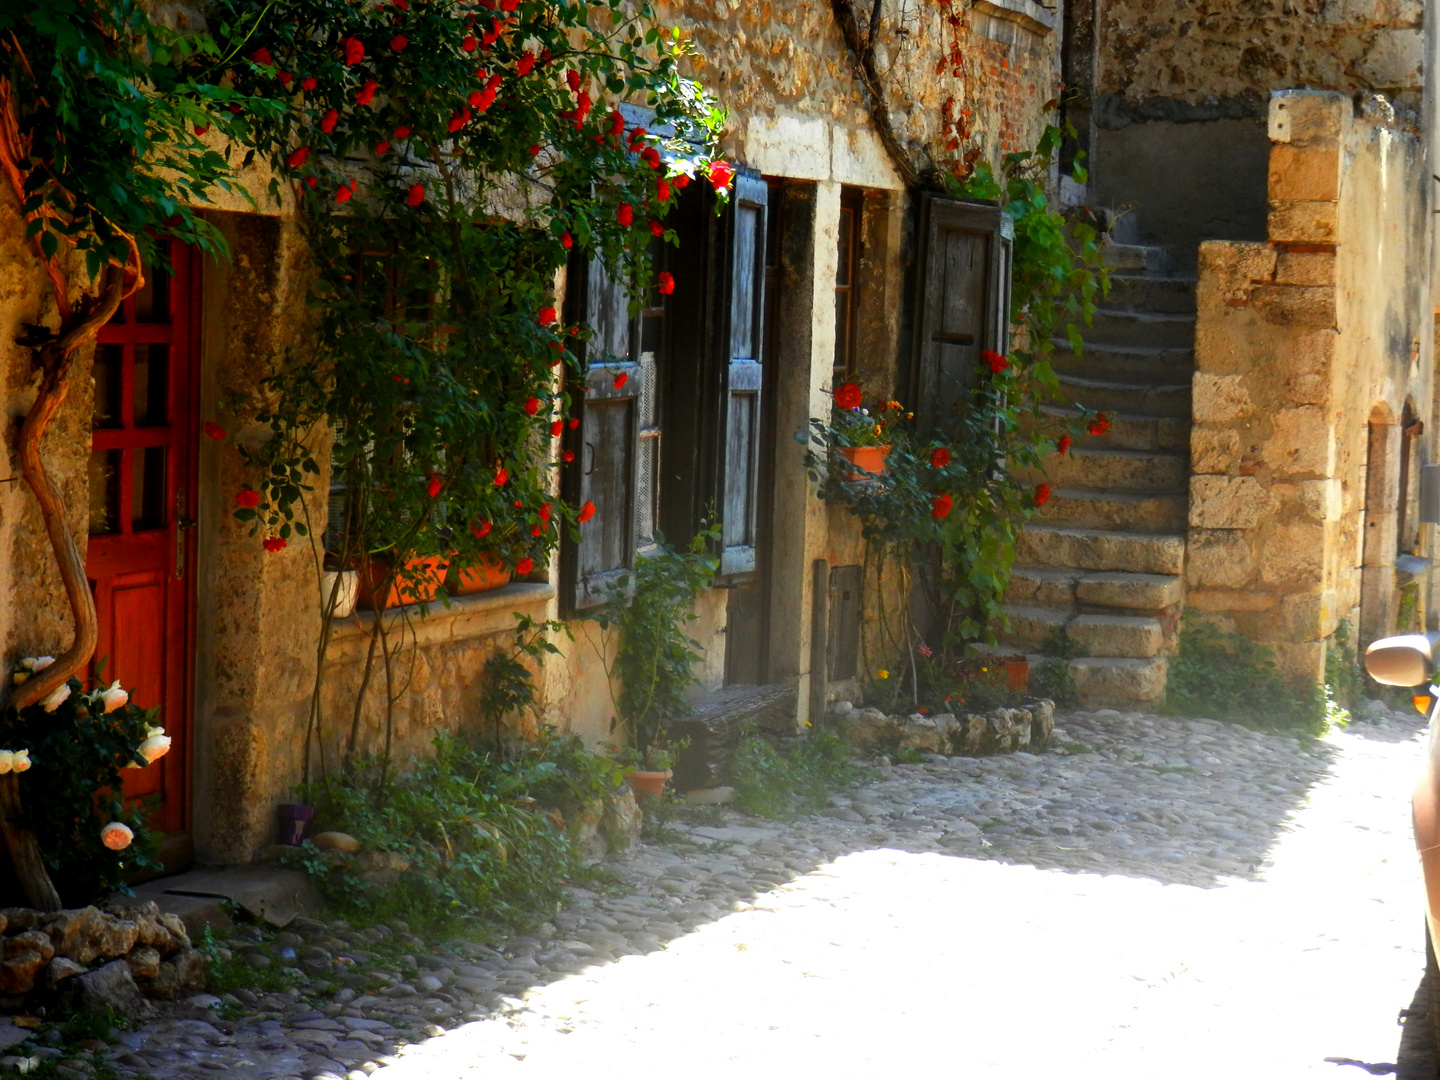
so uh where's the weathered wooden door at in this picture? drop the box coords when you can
[87,243,198,842]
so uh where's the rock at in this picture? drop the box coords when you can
[899,715,945,754]
[353,851,411,890]
[47,907,138,964]
[148,947,207,1001]
[985,709,1016,753]
[0,931,55,995]
[0,910,35,934]
[156,913,191,951]
[126,946,162,981]
[185,993,221,1010]
[40,957,85,992]
[600,787,641,854]
[313,832,363,854]
[827,700,854,717]
[843,708,899,748]
[1362,698,1389,721]
[1027,698,1055,743]
[1012,709,1033,751]
[960,715,987,755]
[69,960,145,1016]
[0,1020,28,1054]
[685,787,735,805]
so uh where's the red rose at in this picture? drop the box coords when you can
[355,79,377,106]
[531,525,543,536]
[407,183,425,207]
[833,382,862,411]
[263,536,287,553]
[563,450,575,462]
[278,71,293,86]
[932,493,953,519]
[566,69,581,92]
[656,178,671,202]
[447,110,470,133]
[708,160,734,190]
[528,143,541,156]
[236,489,260,508]
[306,176,317,189]
[471,518,492,540]
[1057,435,1072,455]
[286,146,310,168]
[204,421,226,440]
[539,503,552,523]
[642,147,661,170]
[1087,413,1111,436]
[344,36,365,65]
[538,306,557,326]
[320,109,338,134]
[301,76,318,91]
[657,272,674,295]
[569,418,579,429]
[335,181,355,203]
[374,140,390,156]
[193,124,209,136]
[462,35,478,51]
[391,34,408,50]
[617,203,633,227]
[252,47,274,68]
[674,174,690,189]
[394,125,411,138]
[614,372,629,389]
[550,420,564,437]
[524,396,540,415]
[609,109,625,136]
[515,557,535,576]
[494,465,509,486]
[561,231,573,249]
[649,220,663,237]
[981,349,1008,374]
[931,447,951,468]
[517,52,536,76]
[578,500,596,523]
[1034,483,1051,506]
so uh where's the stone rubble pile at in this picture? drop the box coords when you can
[830,698,1056,756]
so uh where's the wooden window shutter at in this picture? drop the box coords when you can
[561,254,643,612]
[908,194,1013,435]
[717,169,769,577]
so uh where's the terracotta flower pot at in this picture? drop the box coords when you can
[839,444,891,481]
[355,553,449,610]
[998,655,1029,693]
[320,569,358,618]
[623,769,672,800]
[448,552,513,596]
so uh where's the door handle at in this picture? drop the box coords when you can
[174,492,193,580]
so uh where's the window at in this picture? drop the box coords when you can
[561,171,771,611]
[833,186,864,387]
[908,194,1013,434]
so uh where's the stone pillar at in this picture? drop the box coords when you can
[1360,414,1400,644]
[767,181,841,727]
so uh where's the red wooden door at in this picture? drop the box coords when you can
[87,243,199,841]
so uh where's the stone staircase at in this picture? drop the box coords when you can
[1001,243,1195,707]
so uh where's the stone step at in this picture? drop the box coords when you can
[1030,405,1190,454]
[1075,571,1184,612]
[1017,446,1188,494]
[1016,526,1185,576]
[1101,240,1170,275]
[1058,373,1192,420]
[1104,274,1197,315]
[1067,613,1167,659]
[998,605,1070,649]
[1078,308,1196,349]
[1039,488,1188,533]
[1004,566,1080,610]
[1070,656,1168,707]
[1050,341,1194,384]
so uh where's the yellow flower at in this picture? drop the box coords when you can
[877,669,890,680]
[980,667,988,673]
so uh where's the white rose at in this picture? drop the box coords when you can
[100,822,133,851]
[0,751,15,776]
[135,734,172,766]
[145,725,165,739]
[40,683,70,713]
[12,750,31,774]
[98,681,128,714]
[31,657,54,672]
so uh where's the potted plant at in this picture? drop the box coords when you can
[816,382,903,481]
[449,551,512,595]
[613,735,688,800]
[320,562,359,618]
[355,550,449,610]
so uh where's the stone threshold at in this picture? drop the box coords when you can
[324,582,554,659]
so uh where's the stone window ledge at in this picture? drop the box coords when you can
[973,0,1056,34]
[325,582,554,657]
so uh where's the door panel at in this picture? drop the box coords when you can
[88,244,198,840]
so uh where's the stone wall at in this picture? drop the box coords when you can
[1187,90,1433,677]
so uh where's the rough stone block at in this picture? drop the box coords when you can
[1250,285,1337,328]
[1189,475,1274,529]
[1067,614,1165,658]
[1280,591,1327,640]
[1075,572,1184,611]
[1196,241,1276,315]
[1269,90,1346,145]
[1279,331,1336,405]
[1186,529,1255,588]
[1192,428,1240,474]
[1192,374,1255,423]
[1069,657,1167,707]
[70,960,146,1016]
[1268,201,1338,244]
[1275,640,1327,684]
[1359,29,1423,88]
[1277,478,1343,522]
[1269,144,1340,202]
[1265,407,1335,477]
[1187,588,1278,612]
[148,946,207,1001]
[1275,251,1336,287]
[1260,522,1327,586]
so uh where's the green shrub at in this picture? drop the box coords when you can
[730,727,869,819]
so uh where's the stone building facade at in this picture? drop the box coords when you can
[0,1,1064,870]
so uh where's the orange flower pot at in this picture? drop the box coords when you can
[998,656,1030,693]
[356,554,449,610]
[839,444,891,481]
[623,769,672,800]
[448,552,513,596]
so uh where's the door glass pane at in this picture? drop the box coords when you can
[93,345,123,429]
[133,264,171,324]
[132,447,166,531]
[133,344,169,427]
[88,450,120,535]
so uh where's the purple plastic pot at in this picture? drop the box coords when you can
[277,803,315,846]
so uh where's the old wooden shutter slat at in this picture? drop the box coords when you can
[719,170,769,577]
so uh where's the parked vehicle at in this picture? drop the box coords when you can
[1364,632,1440,1052]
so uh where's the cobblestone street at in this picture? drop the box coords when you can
[94,707,1434,1079]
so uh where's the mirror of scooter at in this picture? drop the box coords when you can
[1365,633,1437,688]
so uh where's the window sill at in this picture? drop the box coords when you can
[325,582,555,654]
[973,0,1056,34]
